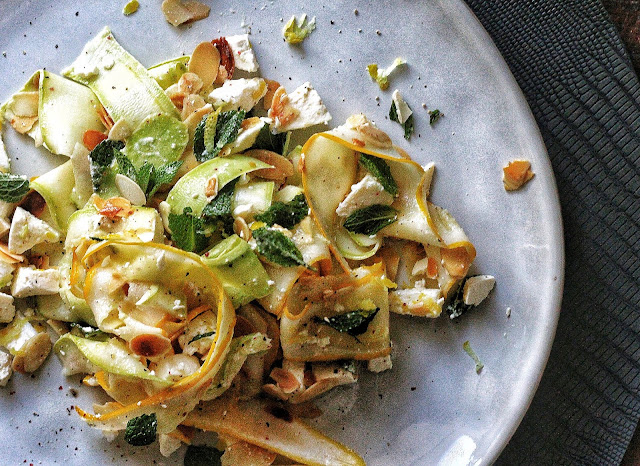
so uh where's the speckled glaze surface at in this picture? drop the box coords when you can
[0,1,563,464]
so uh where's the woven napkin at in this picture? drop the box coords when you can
[464,1,640,464]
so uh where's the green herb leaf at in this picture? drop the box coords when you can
[283,14,316,44]
[429,109,443,125]
[463,340,484,374]
[202,178,237,219]
[252,124,289,155]
[0,173,30,203]
[114,150,138,181]
[89,140,125,191]
[195,110,245,162]
[184,445,223,466]
[188,331,216,345]
[446,276,478,319]
[193,114,208,161]
[389,100,414,140]
[358,154,398,196]
[135,162,154,194]
[255,193,308,228]
[146,160,183,197]
[343,204,397,235]
[314,308,379,337]
[124,413,157,446]
[366,58,406,90]
[252,227,305,267]
[169,207,208,253]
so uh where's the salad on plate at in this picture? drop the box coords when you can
[0,26,494,464]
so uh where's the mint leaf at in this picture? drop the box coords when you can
[358,154,398,196]
[114,150,137,181]
[343,204,397,235]
[193,114,208,161]
[169,207,208,253]
[195,110,245,162]
[124,413,157,446]
[146,160,183,197]
[0,173,30,203]
[314,308,379,337]
[255,193,308,228]
[252,124,289,155]
[253,227,305,267]
[188,331,216,345]
[389,100,414,140]
[429,109,443,125]
[202,178,237,219]
[135,162,154,193]
[89,140,125,191]
[184,445,223,466]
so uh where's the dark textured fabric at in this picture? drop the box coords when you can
[463,1,640,465]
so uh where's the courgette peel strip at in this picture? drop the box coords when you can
[301,117,476,274]
[184,396,366,466]
[74,241,235,434]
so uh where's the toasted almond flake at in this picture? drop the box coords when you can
[96,105,114,131]
[12,332,51,373]
[115,174,147,206]
[346,114,392,149]
[244,149,293,183]
[204,176,218,197]
[178,72,204,96]
[263,79,281,110]
[269,367,301,394]
[129,333,172,358]
[503,160,534,191]
[0,243,25,264]
[10,116,38,134]
[184,104,212,140]
[162,0,210,27]
[268,86,299,128]
[181,94,206,121]
[188,43,219,89]
[233,216,252,241]
[94,196,134,219]
[107,119,132,142]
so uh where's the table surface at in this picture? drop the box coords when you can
[587,2,639,464]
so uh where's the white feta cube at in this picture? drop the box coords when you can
[208,78,267,112]
[0,292,15,323]
[273,82,332,132]
[0,351,12,387]
[8,207,60,254]
[336,174,394,218]
[11,266,60,298]
[462,275,495,306]
[226,34,259,72]
[391,89,413,124]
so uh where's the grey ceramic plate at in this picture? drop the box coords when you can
[0,1,563,464]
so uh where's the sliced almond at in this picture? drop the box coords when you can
[108,118,132,142]
[244,149,293,183]
[96,104,114,131]
[93,196,134,219]
[204,176,218,197]
[184,104,213,141]
[162,0,210,27]
[129,333,172,358]
[181,94,206,121]
[0,243,25,264]
[188,43,220,89]
[263,79,281,111]
[346,114,392,149]
[268,87,298,128]
[178,72,204,95]
[10,116,38,134]
[12,332,51,373]
[115,174,147,206]
[233,216,251,241]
